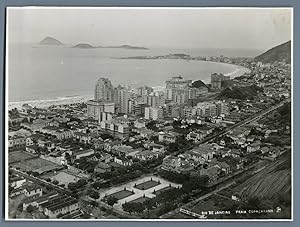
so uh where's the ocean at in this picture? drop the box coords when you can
[7,43,260,107]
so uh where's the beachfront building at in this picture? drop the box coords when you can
[94,77,114,102]
[211,73,230,90]
[87,77,117,121]
[114,85,129,114]
[165,76,208,104]
[87,100,115,122]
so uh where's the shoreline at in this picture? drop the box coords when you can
[8,63,250,111]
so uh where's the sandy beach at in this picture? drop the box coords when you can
[8,95,93,110]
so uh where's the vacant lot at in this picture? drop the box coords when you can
[134,180,160,190]
[50,171,81,187]
[108,189,134,200]
[9,151,37,164]
[12,157,63,174]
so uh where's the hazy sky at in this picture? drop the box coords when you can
[7,7,292,50]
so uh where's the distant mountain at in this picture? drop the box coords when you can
[217,85,263,100]
[104,45,148,50]
[72,43,96,49]
[39,36,63,45]
[254,41,291,64]
[71,43,148,50]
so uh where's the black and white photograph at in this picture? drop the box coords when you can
[5,7,293,220]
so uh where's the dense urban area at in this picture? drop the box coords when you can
[8,43,292,219]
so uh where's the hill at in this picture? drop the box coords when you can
[217,85,263,100]
[190,80,208,89]
[39,36,63,45]
[236,151,291,200]
[254,41,291,64]
[72,43,96,49]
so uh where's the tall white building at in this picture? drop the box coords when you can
[94,77,114,102]
[115,86,129,114]
[145,107,163,120]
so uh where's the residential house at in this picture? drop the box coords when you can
[103,140,122,152]
[134,150,159,161]
[228,127,251,141]
[161,156,194,173]
[8,135,26,148]
[94,139,104,150]
[247,141,261,153]
[197,144,215,161]
[9,176,26,189]
[23,184,43,197]
[114,156,133,166]
[215,148,232,158]
[148,143,166,153]
[186,131,204,143]
[74,132,91,144]
[158,131,180,143]
[134,119,146,128]
[210,159,231,175]
[73,149,95,160]
[231,149,241,158]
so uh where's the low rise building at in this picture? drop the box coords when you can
[40,194,80,219]
[8,135,26,148]
[73,149,95,160]
[158,131,180,143]
[23,184,43,197]
[134,150,159,161]
[247,141,261,153]
[9,176,26,189]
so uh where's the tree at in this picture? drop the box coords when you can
[146,121,158,131]
[52,180,59,185]
[26,205,35,213]
[68,182,77,191]
[86,165,95,173]
[100,133,113,140]
[32,172,40,177]
[106,196,118,206]
[122,203,134,213]
[77,179,87,187]
[89,190,100,200]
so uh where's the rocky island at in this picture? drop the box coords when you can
[39,36,63,45]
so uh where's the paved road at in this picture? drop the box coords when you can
[203,102,285,144]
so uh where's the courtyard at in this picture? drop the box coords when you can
[99,175,182,210]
